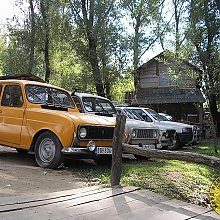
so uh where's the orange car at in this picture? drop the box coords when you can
[0,79,115,168]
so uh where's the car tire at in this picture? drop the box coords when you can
[35,131,64,169]
[168,135,182,150]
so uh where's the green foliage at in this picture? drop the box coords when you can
[120,0,166,69]
[111,70,135,102]
[0,36,7,74]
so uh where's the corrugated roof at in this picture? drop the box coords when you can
[136,90,205,104]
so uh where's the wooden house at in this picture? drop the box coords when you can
[132,52,205,125]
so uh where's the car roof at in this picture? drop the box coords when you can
[73,92,111,101]
[0,79,67,91]
[124,106,150,110]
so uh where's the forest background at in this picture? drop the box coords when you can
[0,0,219,132]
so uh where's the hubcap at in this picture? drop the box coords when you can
[38,138,56,163]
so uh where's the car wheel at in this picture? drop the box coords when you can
[168,135,182,150]
[35,131,64,169]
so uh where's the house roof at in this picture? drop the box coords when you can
[136,50,202,73]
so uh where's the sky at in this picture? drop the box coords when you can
[0,0,18,26]
[0,0,162,61]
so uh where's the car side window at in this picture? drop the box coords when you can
[133,109,153,122]
[1,85,23,107]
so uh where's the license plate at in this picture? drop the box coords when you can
[142,144,156,149]
[96,147,112,155]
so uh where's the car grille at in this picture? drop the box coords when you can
[134,129,157,139]
[78,125,114,140]
[184,128,193,133]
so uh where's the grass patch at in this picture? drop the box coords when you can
[78,139,220,207]
[182,138,220,158]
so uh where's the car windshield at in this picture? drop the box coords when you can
[25,85,75,108]
[123,108,144,120]
[158,113,169,121]
[145,108,167,121]
[82,97,117,114]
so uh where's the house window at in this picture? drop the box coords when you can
[159,76,177,87]
[159,76,170,86]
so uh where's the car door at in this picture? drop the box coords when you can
[0,84,25,145]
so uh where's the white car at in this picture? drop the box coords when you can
[116,107,176,150]
[71,92,162,153]
[127,107,197,150]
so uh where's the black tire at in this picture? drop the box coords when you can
[34,131,64,169]
[168,135,182,150]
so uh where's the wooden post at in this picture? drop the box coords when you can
[111,114,126,187]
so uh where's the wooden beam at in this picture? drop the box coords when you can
[123,144,220,170]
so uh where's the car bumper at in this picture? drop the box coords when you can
[62,146,113,158]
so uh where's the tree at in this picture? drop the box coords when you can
[120,0,166,88]
[69,0,105,96]
[69,0,128,98]
[188,0,220,134]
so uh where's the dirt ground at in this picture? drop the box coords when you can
[0,145,96,197]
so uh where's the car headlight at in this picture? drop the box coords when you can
[79,127,87,138]
[182,128,189,133]
[153,130,158,138]
[132,129,137,138]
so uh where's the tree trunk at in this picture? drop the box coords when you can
[81,0,105,97]
[123,144,220,170]
[111,114,126,186]
[40,0,51,83]
[28,0,35,75]
[209,93,220,136]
